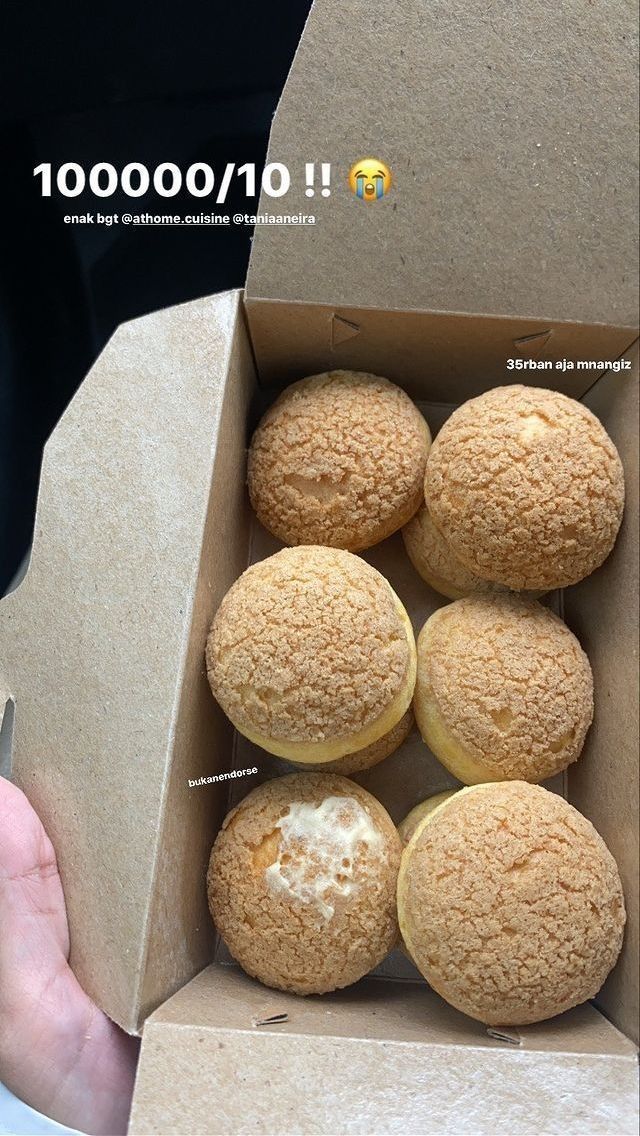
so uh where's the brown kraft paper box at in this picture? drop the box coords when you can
[0,0,638,1132]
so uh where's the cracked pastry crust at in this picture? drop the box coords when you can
[398,790,457,846]
[396,789,458,957]
[424,384,625,590]
[287,708,414,775]
[248,370,431,551]
[397,782,626,1026]
[208,773,402,995]
[402,503,543,601]
[413,595,593,784]
[206,546,417,761]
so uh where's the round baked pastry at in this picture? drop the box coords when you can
[402,503,543,600]
[248,371,431,551]
[398,790,457,845]
[288,708,414,776]
[425,384,625,590]
[396,789,458,959]
[206,546,416,761]
[397,781,626,1025]
[208,772,402,995]
[414,595,593,784]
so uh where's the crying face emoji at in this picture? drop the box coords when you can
[348,158,392,201]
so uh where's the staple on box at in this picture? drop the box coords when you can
[486,1026,522,1047]
[251,1012,290,1028]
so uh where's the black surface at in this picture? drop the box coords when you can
[0,1,310,592]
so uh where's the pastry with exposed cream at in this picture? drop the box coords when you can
[208,773,401,994]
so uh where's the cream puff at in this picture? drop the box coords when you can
[208,772,401,995]
[287,708,414,776]
[397,781,625,1025]
[402,503,543,600]
[248,370,431,551]
[397,790,457,845]
[413,595,593,784]
[206,546,416,762]
[425,385,624,590]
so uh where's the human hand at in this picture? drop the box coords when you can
[0,776,139,1135]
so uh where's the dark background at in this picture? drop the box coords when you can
[0,1,311,593]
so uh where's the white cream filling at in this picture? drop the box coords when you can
[265,796,384,919]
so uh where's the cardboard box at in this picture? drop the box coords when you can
[0,1,638,1132]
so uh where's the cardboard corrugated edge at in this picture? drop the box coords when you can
[246,0,638,327]
[0,289,247,1032]
[564,343,640,1045]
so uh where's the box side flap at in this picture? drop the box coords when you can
[566,347,640,1045]
[130,970,638,1136]
[564,345,639,1045]
[136,309,258,1027]
[144,964,637,1056]
[0,599,15,722]
[0,290,243,1032]
[246,0,638,328]
[131,1029,638,1136]
[244,298,637,400]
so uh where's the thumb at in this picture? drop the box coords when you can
[0,777,138,1135]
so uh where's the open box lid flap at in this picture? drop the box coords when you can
[129,966,639,1136]
[0,289,249,1032]
[246,0,638,329]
